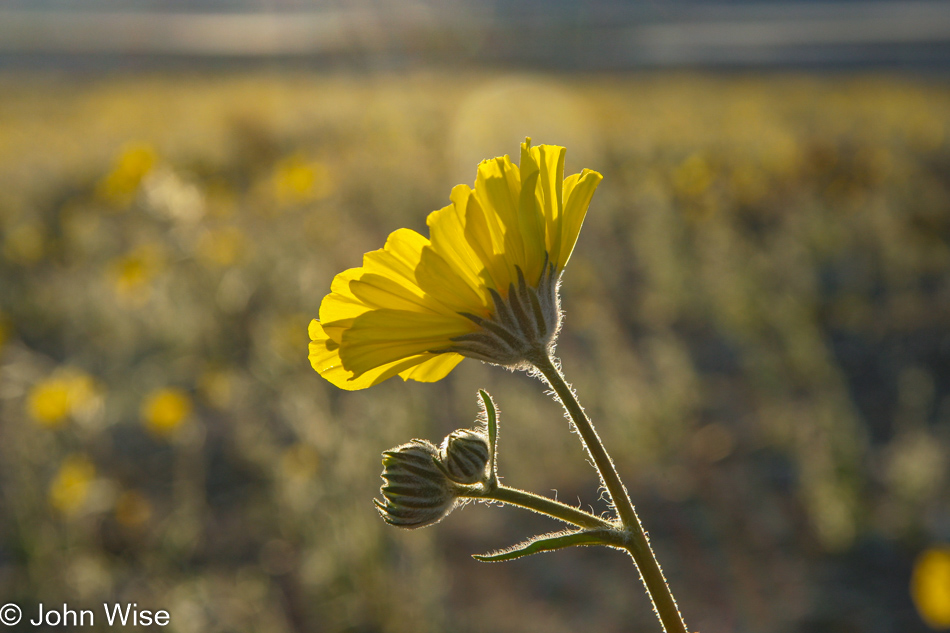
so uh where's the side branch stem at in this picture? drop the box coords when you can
[532,353,688,633]
[466,484,614,531]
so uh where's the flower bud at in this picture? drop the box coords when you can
[440,429,491,485]
[375,440,457,529]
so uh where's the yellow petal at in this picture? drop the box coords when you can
[558,168,602,270]
[454,185,512,293]
[309,320,354,386]
[518,140,545,282]
[398,352,464,383]
[536,144,566,240]
[524,142,566,265]
[308,318,326,342]
[318,268,370,323]
[363,228,428,282]
[474,155,526,271]
[310,320,442,390]
[427,198,488,292]
[341,310,474,377]
[417,246,490,316]
[360,228,457,315]
[350,272,454,318]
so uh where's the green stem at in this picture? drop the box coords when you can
[465,483,614,531]
[532,353,689,633]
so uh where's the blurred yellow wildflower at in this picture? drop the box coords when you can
[98,143,158,205]
[913,546,950,629]
[309,139,602,390]
[109,244,164,306]
[3,222,44,265]
[672,153,714,199]
[49,455,96,516]
[27,370,99,428]
[196,226,247,268]
[114,490,153,529]
[142,388,193,438]
[273,154,333,205]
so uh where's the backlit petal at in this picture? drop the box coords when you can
[341,310,476,377]
[517,141,545,282]
[454,185,512,293]
[426,198,488,292]
[417,246,490,316]
[474,156,526,272]
[558,168,603,269]
[398,353,465,383]
[310,319,462,390]
[318,268,370,323]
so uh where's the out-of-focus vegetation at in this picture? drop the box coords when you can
[0,72,948,633]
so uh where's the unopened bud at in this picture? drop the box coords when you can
[441,429,490,485]
[375,440,457,529]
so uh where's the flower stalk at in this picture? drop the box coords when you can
[531,352,689,633]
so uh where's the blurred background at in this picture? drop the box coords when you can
[1,1,950,632]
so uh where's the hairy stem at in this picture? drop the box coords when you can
[465,483,614,531]
[531,353,689,633]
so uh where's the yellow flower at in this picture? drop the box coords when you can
[49,455,96,516]
[98,143,158,204]
[913,546,950,629]
[109,244,164,305]
[273,154,333,205]
[142,388,192,437]
[309,139,602,390]
[27,370,99,428]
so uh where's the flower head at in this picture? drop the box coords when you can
[49,454,96,516]
[913,546,950,629]
[309,139,602,390]
[141,388,192,438]
[28,370,99,428]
